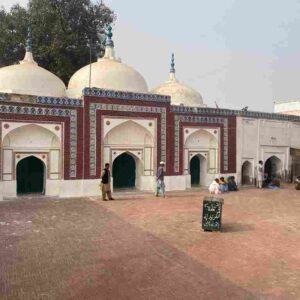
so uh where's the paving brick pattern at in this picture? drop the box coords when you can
[0,185,300,299]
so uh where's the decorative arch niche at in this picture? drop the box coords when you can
[241,161,253,185]
[102,119,156,184]
[3,124,60,148]
[1,123,62,183]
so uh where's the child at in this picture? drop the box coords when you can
[208,178,221,194]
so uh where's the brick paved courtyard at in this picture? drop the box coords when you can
[1,185,300,300]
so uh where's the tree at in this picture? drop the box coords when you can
[0,0,115,84]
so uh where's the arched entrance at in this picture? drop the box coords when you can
[190,156,200,185]
[190,154,207,186]
[113,153,136,189]
[241,161,252,185]
[264,156,282,180]
[17,156,45,195]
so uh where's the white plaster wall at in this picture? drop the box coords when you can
[45,180,61,196]
[164,176,186,191]
[136,176,155,191]
[2,181,17,197]
[82,179,102,196]
[236,117,300,184]
[60,180,83,197]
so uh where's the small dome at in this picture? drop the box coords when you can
[67,25,148,98]
[0,29,66,98]
[152,54,204,107]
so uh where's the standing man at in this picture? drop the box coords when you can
[100,163,114,201]
[256,160,264,189]
[155,161,165,197]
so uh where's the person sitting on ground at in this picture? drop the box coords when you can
[227,176,238,191]
[219,177,228,193]
[208,178,221,194]
[295,176,300,190]
[268,176,281,190]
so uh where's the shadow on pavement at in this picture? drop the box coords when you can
[221,222,255,233]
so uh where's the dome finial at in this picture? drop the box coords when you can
[20,26,37,65]
[101,24,118,60]
[170,52,175,73]
[26,27,33,52]
[105,24,114,47]
[168,52,177,82]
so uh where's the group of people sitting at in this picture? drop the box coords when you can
[208,176,238,195]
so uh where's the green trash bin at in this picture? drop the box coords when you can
[202,196,224,231]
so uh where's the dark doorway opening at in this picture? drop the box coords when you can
[113,153,136,188]
[17,156,45,195]
[190,156,200,186]
[264,156,281,181]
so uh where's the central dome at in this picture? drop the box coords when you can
[67,26,148,98]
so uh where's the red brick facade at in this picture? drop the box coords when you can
[0,94,237,181]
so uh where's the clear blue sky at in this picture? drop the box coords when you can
[2,0,300,111]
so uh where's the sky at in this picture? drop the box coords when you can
[2,0,300,112]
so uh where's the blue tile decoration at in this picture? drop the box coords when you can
[89,103,167,176]
[83,88,171,103]
[170,105,300,122]
[36,96,83,107]
[0,104,78,178]
[174,115,228,173]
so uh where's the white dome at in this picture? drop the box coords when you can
[152,54,204,107]
[67,26,148,98]
[67,57,148,98]
[0,52,66,98]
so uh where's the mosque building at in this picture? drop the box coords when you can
[0,26,300,200]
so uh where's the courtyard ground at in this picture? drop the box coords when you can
[0,185,300,300]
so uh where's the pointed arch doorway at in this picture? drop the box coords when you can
[190,154,207,186]
[264,156,282,179]
[112,153,136,189]
[17,156,45,195]
[190,156,200,185]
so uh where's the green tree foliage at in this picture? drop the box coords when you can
[0,0,115,84]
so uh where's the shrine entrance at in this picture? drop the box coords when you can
[17,156,45,195]
[190,156,200,185]
[113,153,136,189]
[190,154,207,186]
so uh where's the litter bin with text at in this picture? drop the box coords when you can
[202,196,224,231]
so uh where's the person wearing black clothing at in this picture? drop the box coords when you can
[227,176,238,191]
[100,163,114,201]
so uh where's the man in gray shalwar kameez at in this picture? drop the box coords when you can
[155,161,165,197]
